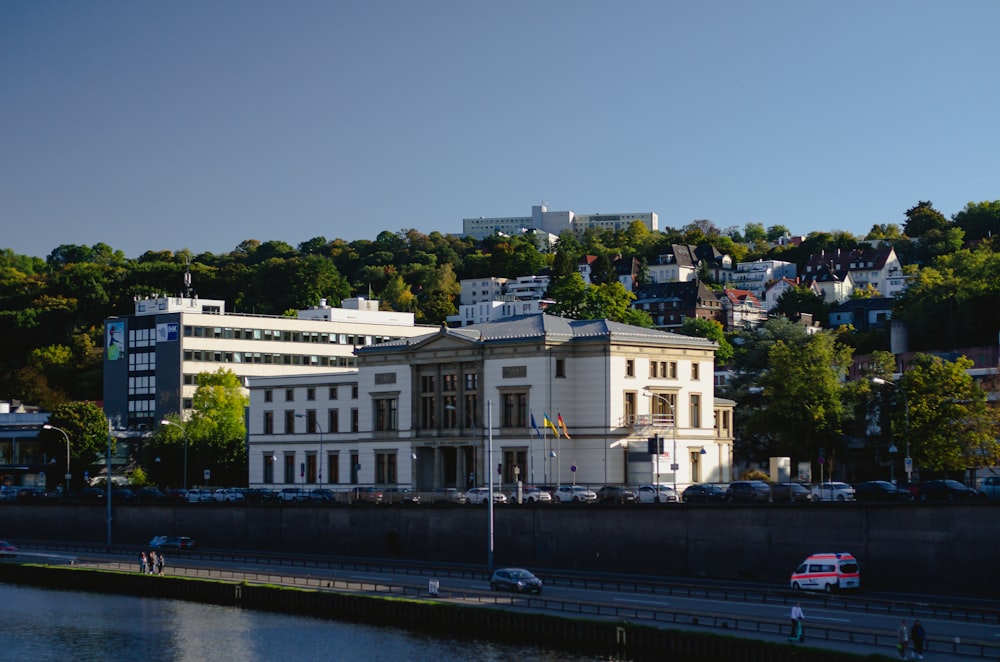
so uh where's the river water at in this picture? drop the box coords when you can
[0,583,619,661]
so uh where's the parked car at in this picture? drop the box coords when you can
[17,486,51,502]
[508,486,552,504]
[0,486,18,502]
[163,488,188,503]
[242,488,278,503]
[135,487,165,504]
[978,476,1000,500]
[307,488,336,503]
[79,487,106,503]
[349,486,385,504]
[636,483,678,503]
[383,487,420,504]
[725,480,772,503]
[553,485,597,503]
[489,567,543,594]
[854,480,913,502]
[682,483,728,503]
[110,488,136,503]
[278,487,309,503]
[596,485,637,504]
[431,487,467,504]
[811,482,856,502]
[466,487,507,505]
[148,535,196,551]
[918,479,977,501]
[185,488,214,503]
[0,539,18,556]
[770,482,813,503]
[213,488,246,503]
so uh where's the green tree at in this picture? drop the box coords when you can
[43,401,111,492]
[952,200,1000,243]
[898,354,1000,473]
[773,284,830,323]
[679,317,733,364]
[186,369,249,486]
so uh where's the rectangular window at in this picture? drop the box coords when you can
[442,374,457,391]
[307,388,316,401]
[465,372,478,390]
[420,396,436,429]
[264,390,273,403]
[306,453,317,484]
[351,385,359,399]
[263,411,274,435]
[283,454,295,483]
[421,375,435,393]
[375,452,397,484]
[329,386,338,400]
[328,409,339,433]
[285,389,294,401]
[691,362,700,380]
[501,392,527,428]
[650,393,676,425]
[443,395,457,428]
[555,358,566,378]
[263,453,275,484]
[284,410,295,434]
[625,359,635,378]
[690,394,701,428]
[623,392,636,426]
[327,453,339,484]
[374,398,398,431]
[464,394,478,429]
[351,408,359,433]
[649,362,658,378]
[305,409,318,434]
[667,361,677,379]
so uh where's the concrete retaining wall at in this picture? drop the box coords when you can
[1,502,993,595]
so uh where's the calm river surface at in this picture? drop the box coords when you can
[0,582,626,662]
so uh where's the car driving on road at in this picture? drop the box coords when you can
[489,567,543,594]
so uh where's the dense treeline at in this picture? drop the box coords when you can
[2,199,1000,410]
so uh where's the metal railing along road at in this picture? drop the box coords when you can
[63,556,1000,660]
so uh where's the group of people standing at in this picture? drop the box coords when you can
[789,604,927,659]
[139,550,165,576]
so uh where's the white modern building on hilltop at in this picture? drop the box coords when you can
[462,204,658,240]
[246,315,734,493]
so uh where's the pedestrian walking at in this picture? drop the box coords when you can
[156,551,164,576]
[148,551,157,574]
[139,551,147,574]
[788,602,805,642]
[910,619,926,659]
[897,619,909,659]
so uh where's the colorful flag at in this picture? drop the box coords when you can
[543,412,560,437]
[557,413,571,439]
[530,412,542,439]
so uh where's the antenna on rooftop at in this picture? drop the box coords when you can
[183,256,193,299]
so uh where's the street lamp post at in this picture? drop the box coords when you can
[106,419,113,549]
[42,424,72,496]
[295,413,324,487]
[642,389,679,496]
[872,377,911,484]
[487,399,494,571]
[160,419,188,491]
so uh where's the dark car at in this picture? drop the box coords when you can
[918,479,978,501]
[855,480,914,502]
[242,488,278,503]
[149,535,197,551]
[16,487,50,503]
[308,488,336,503]
[383,487,421,504]
[770,482,813,503]
[682,483,728,503]
[163,488,189,503]
[431,487,467,505]
[79,487,106,503]
[349,486,384,504]
[136,487,165,504]
[596,485,637,504]
[111,488,136,503]
[489,567,543,594]
[725,480,772,503]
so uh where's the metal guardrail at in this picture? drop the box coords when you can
[62,558,1000,659]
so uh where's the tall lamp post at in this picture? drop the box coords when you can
[42,424,72,496]
[295,413,324,487]
[487,399,494,571]
[160,419,189,491]
[872,377,911,484]
[642,389,679,496]
[106,419,113,549]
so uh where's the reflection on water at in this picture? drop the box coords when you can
[0,583,618,661]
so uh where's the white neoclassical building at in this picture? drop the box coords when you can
[246,315,734,493]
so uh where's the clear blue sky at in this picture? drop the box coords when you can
[2,1,998,259]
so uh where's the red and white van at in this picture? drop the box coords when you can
[790,552,860,592]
